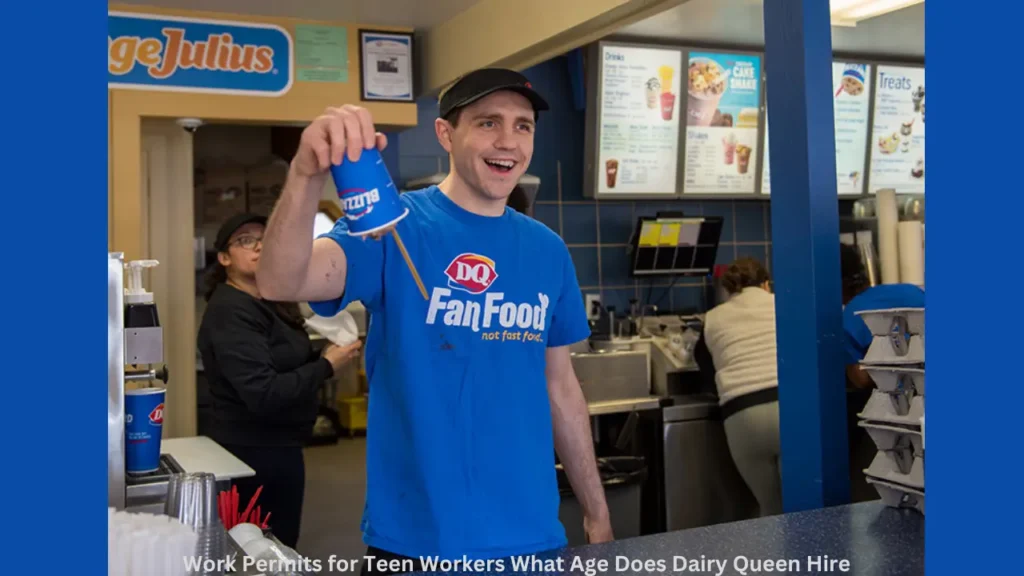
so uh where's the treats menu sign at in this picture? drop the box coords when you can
[682,52,762,194]
[595,44,684,196]
[586,41,925,199]
[762,62,873,196]
[869,65,925,194]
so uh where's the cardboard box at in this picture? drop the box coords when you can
[246,159,289,217]
[195,161,247,246]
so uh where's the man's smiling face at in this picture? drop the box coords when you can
[439,90,536,202]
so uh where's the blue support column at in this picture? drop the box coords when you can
[763,0,850,511]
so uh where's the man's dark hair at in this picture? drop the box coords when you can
[442,105,538,129]
[444,108,464,128]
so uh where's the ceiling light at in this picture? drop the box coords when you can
[831,0,923,27]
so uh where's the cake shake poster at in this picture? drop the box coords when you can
[683,52,762,194]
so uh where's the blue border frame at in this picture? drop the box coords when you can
[10,1,106,572]
[9,2,1020,574]
[926,2,1021,575]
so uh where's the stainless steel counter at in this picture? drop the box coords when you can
[587,396,662,415]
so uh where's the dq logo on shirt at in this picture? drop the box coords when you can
[427,253,551,335]
[445,254,498,295]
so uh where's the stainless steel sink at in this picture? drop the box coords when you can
[589,339,639,352]
[570,348,651,403]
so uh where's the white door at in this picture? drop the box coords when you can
[141,119,197,440]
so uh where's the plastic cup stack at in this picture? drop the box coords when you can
[164,472,230,575]
[108,507,199,576]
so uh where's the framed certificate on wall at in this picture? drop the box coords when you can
[359,30,414,102]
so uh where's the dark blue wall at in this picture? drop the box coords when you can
[396,55,773,314]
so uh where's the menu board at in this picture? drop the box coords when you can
[869,65,925,194]
[762,62,873,195]
[595,45,683,195]
[682,52,762,194]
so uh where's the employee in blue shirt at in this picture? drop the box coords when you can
[839,243,924,500]
[840,243,925,385]
[255,68,612,573]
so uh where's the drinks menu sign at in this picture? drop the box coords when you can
[682,52,762,194]
[869,65,925,194]
[762,62,873,196]
[595,45,683,196]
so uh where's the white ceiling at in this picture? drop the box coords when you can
[111,0,484,30]
[616,0,924,58]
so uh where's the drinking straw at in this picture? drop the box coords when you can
[390,229,428,300]
[240,485,263,527]
[218,492,225,527]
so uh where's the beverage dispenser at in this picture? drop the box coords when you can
[108,253,174,511]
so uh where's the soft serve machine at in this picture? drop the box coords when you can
[108,252,176,512]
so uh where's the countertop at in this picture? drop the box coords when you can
[587,396,663,415]
[407,502,923,575]
[162,436,255,481]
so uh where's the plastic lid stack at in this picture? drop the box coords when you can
[854,307,925,514]
[108,508,199,576]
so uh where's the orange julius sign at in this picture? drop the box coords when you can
[107,12,293,96]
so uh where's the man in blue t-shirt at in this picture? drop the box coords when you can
[839,243,924,501]
[839,244,925,386]
[255,68,612,571]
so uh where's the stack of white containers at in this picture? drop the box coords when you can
[855,307,925,514]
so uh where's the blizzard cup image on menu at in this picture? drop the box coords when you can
[900,120,914,153]
[687,58,727,127]
[839,65,866,96]
[645,78,661,109]
[912,85,925,112]
[660,92,676,121]
[722,133,737,165]
[605,159,619,188]
[125,387,166,474]
[736,145,752,174]
[330,147,409,236]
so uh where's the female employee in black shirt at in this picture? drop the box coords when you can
[197,213,360,549]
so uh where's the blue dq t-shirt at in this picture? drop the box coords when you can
[842,284,925,364]
[310,186,591,560]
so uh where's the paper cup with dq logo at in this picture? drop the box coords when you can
[125,387,166,474]
[330,148,408,236]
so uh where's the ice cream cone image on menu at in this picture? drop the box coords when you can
[658,66,674,93]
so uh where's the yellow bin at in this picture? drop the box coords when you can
[338,396,368,437]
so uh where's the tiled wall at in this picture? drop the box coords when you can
[397,56,772,314]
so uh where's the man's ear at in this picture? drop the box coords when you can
[217,251,231,267]
[435,118,454,154]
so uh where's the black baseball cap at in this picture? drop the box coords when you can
[214,213,266,251]
[439,68,550,120]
